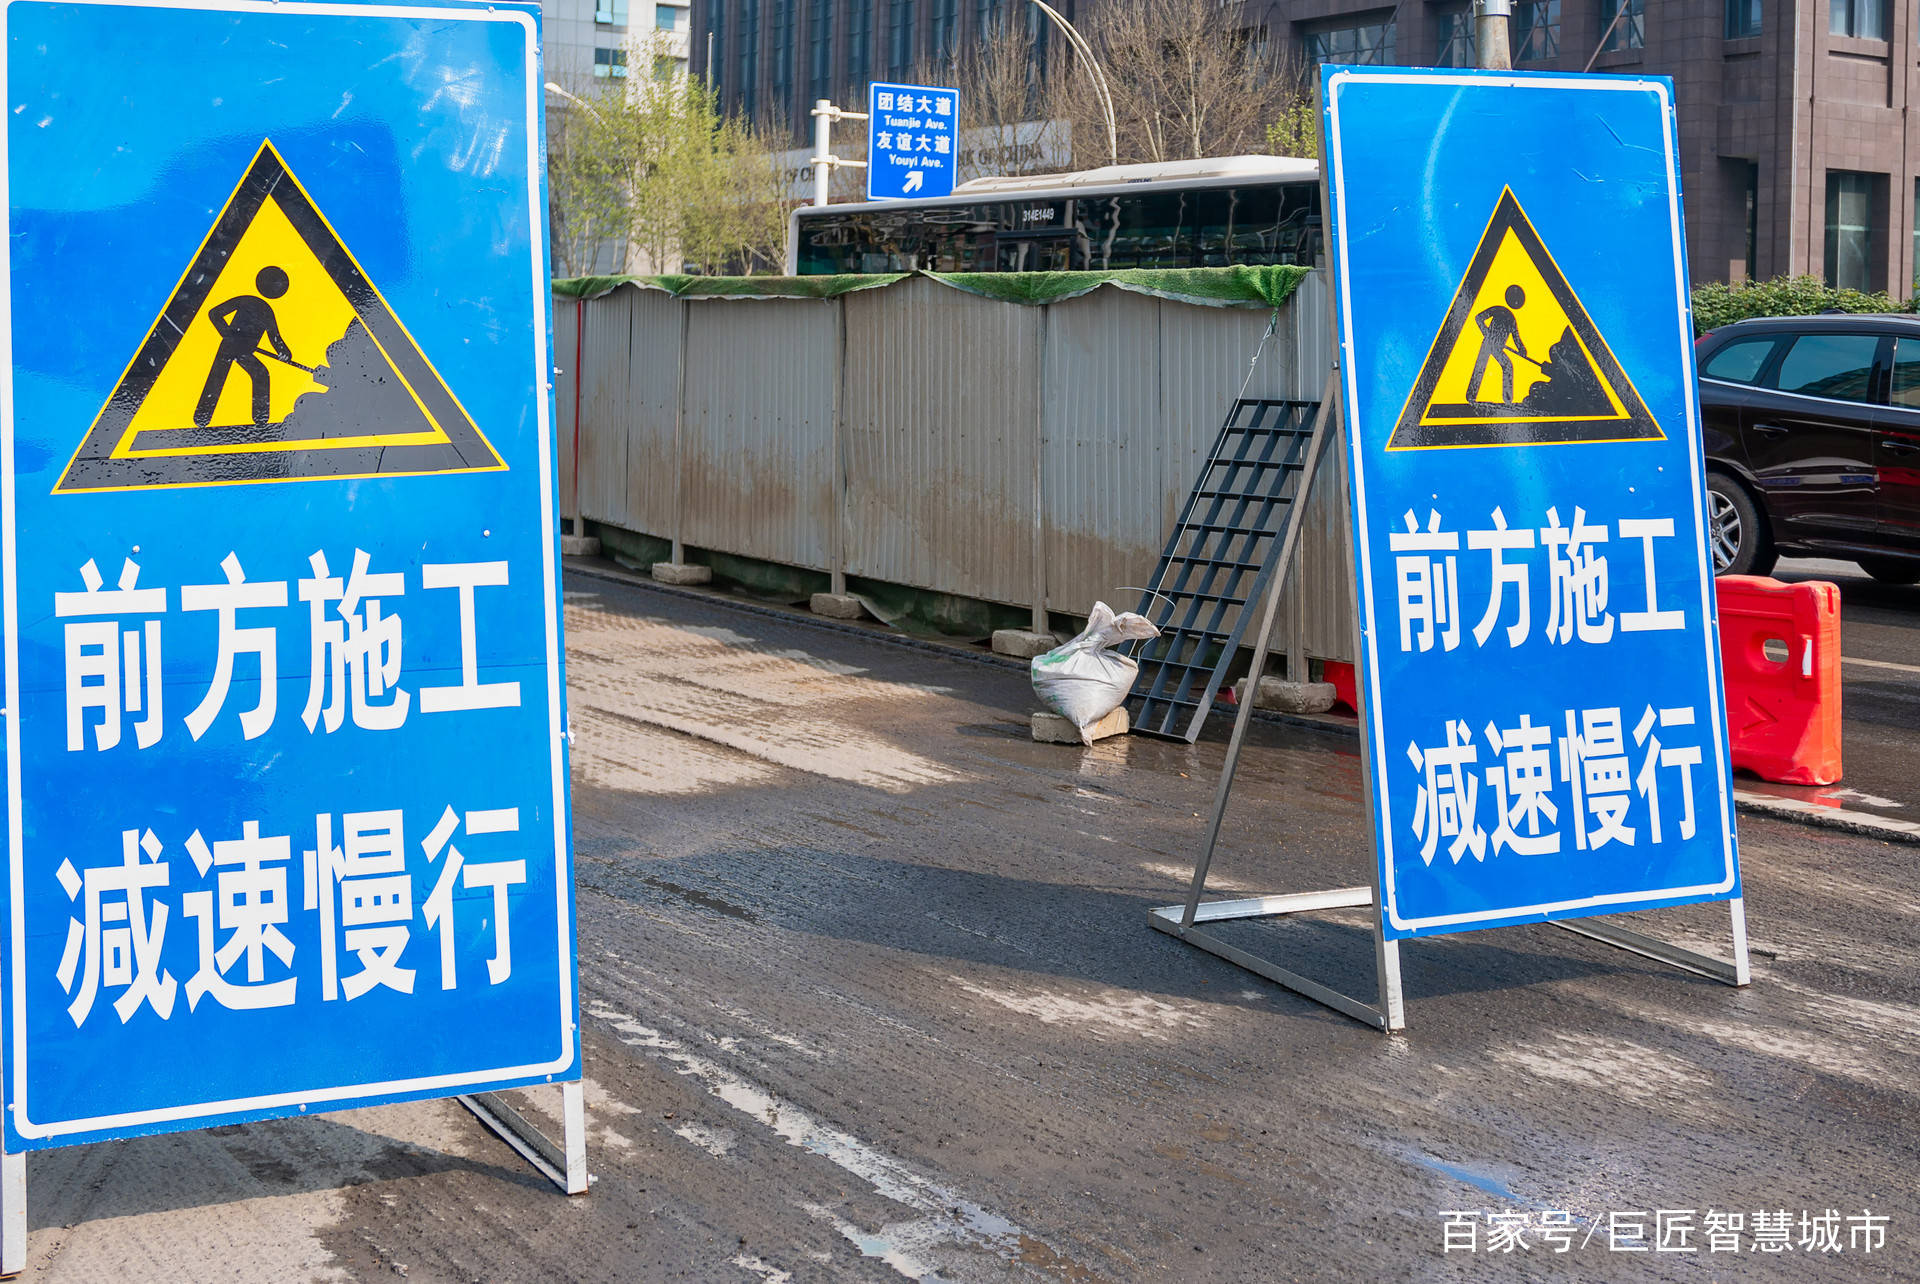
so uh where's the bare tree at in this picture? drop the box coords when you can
[916,17,1076,183]
[1055,0,1290,165]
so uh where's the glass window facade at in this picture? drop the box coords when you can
[771,0,793,105]
[1830,0,1887,38]
[593,46,629,77]
[595,0,627,25]
[1513,0,1559,59]
[1599,0,1643,51]
[1824,171,1875,291]
[845,0,871,95]
[809,0,833,100]
[738,0,758,119]
[1433,7,1474,66]
[888,0,915,75]
[710,0,725,93]
[930,0,957,62]
[1304,15,1396,64]
[1724,0,1759,37]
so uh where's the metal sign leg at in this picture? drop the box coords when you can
[1373,934,1406,1032]
[1,1144,24,1277]
[458,1081,589,1195]
[1151,370,1403,1033]
[1550,895,1753,987]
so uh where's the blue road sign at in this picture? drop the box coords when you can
[1321,67,1741,941]
[867,81,959,201]
[2,0,577,1149]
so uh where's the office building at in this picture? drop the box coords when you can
[690,0,1920,295]
[688,0,1061,142]
[546,0,693,89]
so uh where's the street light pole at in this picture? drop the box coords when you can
[544,80,606,123]
[1023,0,1117,165]
[1475,0,1512,70]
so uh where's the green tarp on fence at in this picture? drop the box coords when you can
[553,264,1311,310]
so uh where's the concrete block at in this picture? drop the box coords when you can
[809,592,866,620]
[560,534,601,556]
[992,628,1057,659]
[1233,676,1338,715]
[651,561,712,586]
[1031,706,1130,745]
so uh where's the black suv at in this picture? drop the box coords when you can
[1696,312,1920,582]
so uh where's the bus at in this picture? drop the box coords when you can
[786,155,1322,275]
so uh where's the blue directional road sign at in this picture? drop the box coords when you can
[867,81,959,201]
[1321,67,1741,940]
[2,0,577,1149]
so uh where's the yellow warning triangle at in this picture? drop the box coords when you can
[1388,188,1664,450]
[55,140,505,493]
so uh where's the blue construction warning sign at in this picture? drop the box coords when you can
[866,81,959,201]
[1321,68,1741,940]
[2,0,576,1148]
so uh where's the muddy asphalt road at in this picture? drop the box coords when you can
[16,567,1920,1282]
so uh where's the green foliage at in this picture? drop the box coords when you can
[547,43,793,277]
[1265,97,1319,160]
[1690,274,1913,333]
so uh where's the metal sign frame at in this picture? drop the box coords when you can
[0,0,587,1267]
[1150,70,1750,1032]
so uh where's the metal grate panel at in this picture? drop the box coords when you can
[1126,398,1321,742]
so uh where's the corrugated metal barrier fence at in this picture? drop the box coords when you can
[557,273,1355,665]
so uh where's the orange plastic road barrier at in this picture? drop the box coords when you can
[1324,660,1359,714]
[1716,575,1842,786]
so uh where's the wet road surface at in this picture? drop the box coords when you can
[17,567,1919,1281]
[1767,558,1920,821]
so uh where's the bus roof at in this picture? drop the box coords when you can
[953,154,1318,194]
[791,154,1321,222]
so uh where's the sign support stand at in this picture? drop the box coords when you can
[0,1088,586,1276]
[1553,903,1750,985]
[1147,369,1409,1032]
[458,1081,590,1195]
[1147,377,1751,1032]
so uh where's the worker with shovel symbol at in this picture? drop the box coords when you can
[1467,284,1531,405]
[194,265,320,428]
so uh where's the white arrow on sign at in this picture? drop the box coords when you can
[903,169,924,194]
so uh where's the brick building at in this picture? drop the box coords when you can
[689,0,1920,295]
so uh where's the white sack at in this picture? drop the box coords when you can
[1030,601,1161,742]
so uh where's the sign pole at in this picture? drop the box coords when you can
[1,1144,22,1277]
[809,100,869,206]
[1475,0,1512,70]
[811,100,833,206]
[458,1081,589,1195]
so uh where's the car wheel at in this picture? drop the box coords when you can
[1858,556,1920,585]
[1706,473,1775,577]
